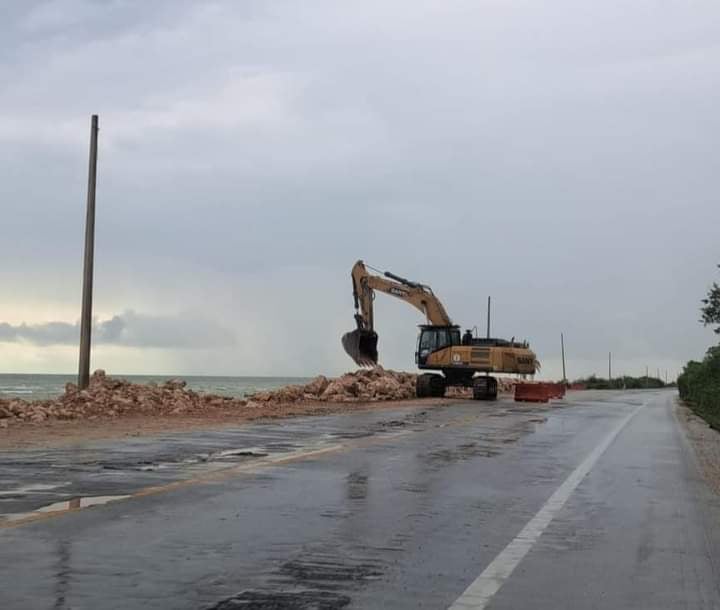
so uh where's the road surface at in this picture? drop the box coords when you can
[1,389,719,609]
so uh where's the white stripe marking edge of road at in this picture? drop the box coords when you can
[448,401,646,610]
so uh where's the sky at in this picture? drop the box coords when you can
[1,0,719,380]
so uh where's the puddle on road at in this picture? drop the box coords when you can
[330,431,373,440]
[279,557,383,584]
[0,482,70,497]
[421,417,548,467]
[427,441,502,462]
[398,481,428,493]
[210,448,269,460]
[91,447,272,472]
[375,419,406,429]
[207,548,384,610]
[0,494,130,523]
[346,472,368,500]
[206,590,351,609]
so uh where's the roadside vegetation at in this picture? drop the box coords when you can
[572,375,668,390]
[678,265,720,430]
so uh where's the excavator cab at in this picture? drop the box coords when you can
[415,326,461,365]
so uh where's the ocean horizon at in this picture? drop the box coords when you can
[0,373,312,401]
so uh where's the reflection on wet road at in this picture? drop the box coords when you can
[1,390,719,609]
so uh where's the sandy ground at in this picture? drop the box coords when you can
[677,400,720,495]
[0,396,465,450]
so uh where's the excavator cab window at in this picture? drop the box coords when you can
[417,328,459,364]
[419,330,437,352]
[435,328,462,350]
[417,329,436,365]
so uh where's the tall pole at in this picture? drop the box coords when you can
[608,352,612,381]
[78,114,99,390]
[645,365,649,388]
[561,333,567,383]
[486,296,491,339]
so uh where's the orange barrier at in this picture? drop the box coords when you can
[547,383,566,399]
[514,383,549,403]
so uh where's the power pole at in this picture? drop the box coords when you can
[78,114,99,390]
[645,365,649,389]
[561,333,567,383]
[608,352,612,381]
[486,296,491,339]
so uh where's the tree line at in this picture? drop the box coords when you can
[572,375,668,390]
[678,265,720,430]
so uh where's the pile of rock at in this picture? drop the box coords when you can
[0,368,528,429]
[497,377,521,393]
[0,368,419,428]
[246,367,417,407]
[0,370,245,427]
[444,376,520,398]
[245,370,521,406]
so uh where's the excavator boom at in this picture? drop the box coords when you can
[342,260,452,366]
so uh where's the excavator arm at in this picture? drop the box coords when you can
[343,260,452,366]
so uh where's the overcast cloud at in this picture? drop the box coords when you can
[0,310,235,348]
[1,0,719,378]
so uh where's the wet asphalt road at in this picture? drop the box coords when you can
[1,389,719,609]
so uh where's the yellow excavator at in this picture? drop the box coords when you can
[342,260,537,400]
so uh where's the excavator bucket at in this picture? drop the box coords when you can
[342,329,378,367]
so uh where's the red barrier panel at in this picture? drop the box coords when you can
[514,383,549,403]
[547,383,566,399]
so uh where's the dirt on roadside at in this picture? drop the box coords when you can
[677,401,720,495]
[0,397,469,450]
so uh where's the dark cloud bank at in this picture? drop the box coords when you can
[0,311,235,349]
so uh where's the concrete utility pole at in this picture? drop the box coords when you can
[486,296,491,339]
[561,333,567,383]
[78,114,99,390]
[645,365,649,388]
[608,352,612,381]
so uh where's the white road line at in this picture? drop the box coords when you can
[449,401,646,610]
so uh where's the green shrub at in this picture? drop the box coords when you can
[678,346,720,430]
[573,375,665,390]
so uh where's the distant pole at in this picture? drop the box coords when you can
[486,296,491,339]
[78,114,99,390]
[608,352,612,381]
[645,365,649,388]
[561,333,567,383]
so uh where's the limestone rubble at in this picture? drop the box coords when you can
[0,368,520,428]
[244,367,417,407]
[0,370,243,427]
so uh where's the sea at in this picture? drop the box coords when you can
[0,374,311,401]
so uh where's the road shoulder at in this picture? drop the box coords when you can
[676,398,720,495]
